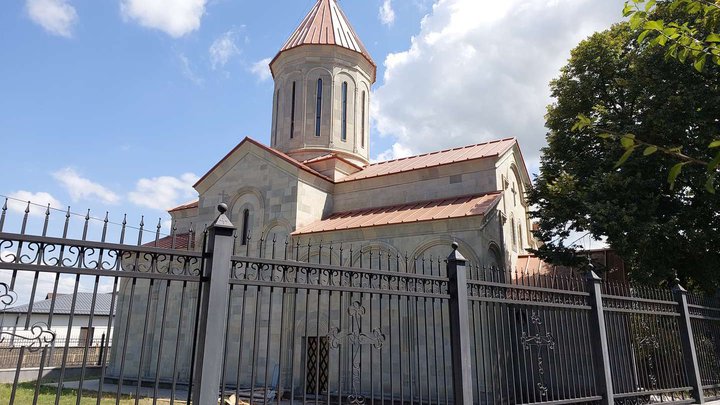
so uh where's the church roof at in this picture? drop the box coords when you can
[292,192,502,236]
[337,138,517,182]
[193,137,334,190]
[169,200,199,213]
[273,0,375,70]
[142,232,194,250]
[302,153,365,170]
[191,137,521,198]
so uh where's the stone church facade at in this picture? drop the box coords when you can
[167,0,536,269]
[108,0,538,395]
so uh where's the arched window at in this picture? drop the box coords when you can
[273,90,279,145]
[315,79,323,137]
[511,217,517,252]
[518,223,523,250]
[361,91,366,148]
[341,82,348,142]
[241,209,250,245]
[488,245,501,269]
[290,82,296,139]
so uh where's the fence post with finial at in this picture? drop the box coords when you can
[586,267,614,405]
[446,242,473,404]
[191,203,236,405]
[673,278,705,404]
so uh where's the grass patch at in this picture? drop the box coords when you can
[0,382,140,404]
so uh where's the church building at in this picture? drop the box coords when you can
[166,0,537,270]
[108,0,540,395]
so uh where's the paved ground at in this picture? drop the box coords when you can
[47,380,286,404]
[45,382,720,405]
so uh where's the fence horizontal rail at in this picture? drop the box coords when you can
[231,255,450,298]
[0,232,204,281]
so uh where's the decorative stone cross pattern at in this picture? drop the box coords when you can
[218,190,231,204]
[510,183,518,206]
[0,282,55,352]
[328,301,385,405]
[520,311,555,397]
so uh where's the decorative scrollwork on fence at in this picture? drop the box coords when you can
[0,322,56,352]
[0,282,17,310]
[520,311,555,397]
[468,282,590,307]
[0,237,202,277]
[602,295,677,315]
[231,258,449,296]
[327,301,385,405]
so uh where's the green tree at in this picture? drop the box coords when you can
[529,22,720,289]
[581,0,720,190]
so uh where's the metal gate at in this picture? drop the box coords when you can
[1,201,719,404]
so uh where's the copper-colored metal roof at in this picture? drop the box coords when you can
[275,0,375,68]
[302,153,365,170]
[338,138,517,182]
[292,192,502,236]
[168,200,199,213]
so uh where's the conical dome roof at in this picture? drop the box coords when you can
[273,0,375,69]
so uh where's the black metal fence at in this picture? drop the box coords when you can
[0,335,110,369]
[0,201,719,404]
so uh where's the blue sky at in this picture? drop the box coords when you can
[0,0,626,240]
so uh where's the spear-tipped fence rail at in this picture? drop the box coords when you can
[0,200,717,404]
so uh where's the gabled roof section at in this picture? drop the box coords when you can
[274,0,375,69]
[142,233,195,250]
[339,138,516,183]
[5,293,115,316]
[169,200,199,213]
[302,153,365,170]
[293,192,502,236]
[193,137,333,190]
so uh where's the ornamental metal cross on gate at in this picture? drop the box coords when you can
[328,300,385,405]
[521,311,555,397]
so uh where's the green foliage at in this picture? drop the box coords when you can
[625,0,720,71]
[588,1,720,192]
[529,22,720,288]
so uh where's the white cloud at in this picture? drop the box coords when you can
[5,191,62,217]
[250,58,272,82]
[379,0,396,26]
[178,53,204,85]
[210,30,240,70]
[0,250,14,263]
[372,0,625,164]
[162,218,174,233]
[52,168,120,205]
[128,173,199,211]
[374,142,414,162]
[120,0,207,38]
[26,0,78,38]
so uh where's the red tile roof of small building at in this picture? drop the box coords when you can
[168,200,199,213]
[338,138,516,182]
[292,192,502,236]
[142,233,194,250]
[273,0,376,71]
